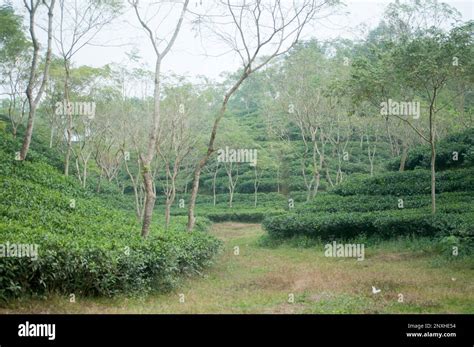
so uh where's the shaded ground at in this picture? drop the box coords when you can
[2,223,473,313]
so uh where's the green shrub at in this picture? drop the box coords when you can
[263,209,465,240]
[388,144,471,171]
[299,192,474,213]
[387,129,474,171]
[0,132,222,300]
[203,208,286,223]
[0,221,221,299]
[331,168,474,196]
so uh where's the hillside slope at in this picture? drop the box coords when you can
[0,127,221,299]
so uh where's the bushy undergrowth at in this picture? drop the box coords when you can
[0,131,221,300]
[387,128,474,171]
[165,205,286,223]
[263,165,474,256]
[263,209,472,240]
[331,168,474,196]
[0,220,221,299]
[297,192,474,214]
[154,192,297,222]
[201,208,286,223]
[162,191,306,208]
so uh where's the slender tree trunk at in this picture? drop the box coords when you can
[165,175,177,229]
[187,70,249,231]
[430,140,436,214]
[82,157,88,188]
[140,59,162,238]
[132,0,188,237]
[312,149,323,198]
[229,190,234,208]
[254,166,259,207]
[64,62,72,176]
[187,159,206,231]
[429,93,437,215]
[367,138,376,177]
[369,156,374,176]
[302,160,313,202]
[326,166,334,187]
[20,0,56,160]
[97,169,103,193]
[64,128,72,175]
[337,168,343,184]
[133,184,141,219]
[49,125,54,148]
[75,158,82,185]
[212,165,218,206]
[226,164,238,208]
[141,168,156,236]
[301,135,313,202]
[336,149,343,185]
[165,199,171,228]
[124,158,142,221]
[312,147,319,197]
[21,107,36,159]
[314,172,321,198]
[8,96,17,138]
[311,131,324,199]
[399,143,408,172]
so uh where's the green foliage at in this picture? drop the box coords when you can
[0,221,221,299]
[264,161,473,252]
[331,168,474,196]
[387,129,474,171]
[0,132,221,299]
[1,2,473,303]
[203,209,286,223]
[0,4,29,62]
[298,192,474,213]
[263,209,469,240]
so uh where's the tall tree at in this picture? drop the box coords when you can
[389,24,473,213]
[131,0,189,238]
[187,0,336,231]
[19,0,56,160]
[0,5,30,138]
[55,0,120,176]
[158,81,197,228]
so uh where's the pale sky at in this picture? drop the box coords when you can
[11,0,474,81]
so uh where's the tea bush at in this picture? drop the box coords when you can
[386,128,474,171]
[0,220,221,299]
[263,163,473,248]
[0,132,221,299]
[203,208,286,222]
[297,192,474,214]
[331,168,474,196]
[262,209,469,240]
